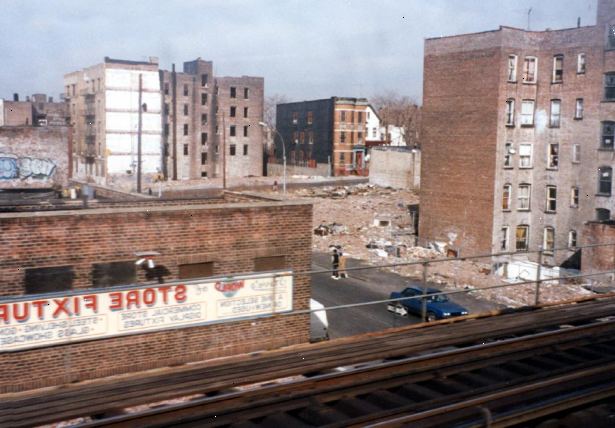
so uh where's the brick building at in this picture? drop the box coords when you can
[420,0,615,267]
[159,58,264,180]
[582,220,615,281]
[0,93,68,127]
[276,97,369,176]
[0,193,312,392]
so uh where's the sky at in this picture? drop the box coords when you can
[0,0,598,104]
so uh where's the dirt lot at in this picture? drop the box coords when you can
[265,183,595,308]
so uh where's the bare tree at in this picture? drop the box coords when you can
[264,94,289,128]
[371,92,421,148]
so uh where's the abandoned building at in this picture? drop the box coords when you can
[275,97,370,177]
[0,191,312,392]
[0,93,68,127]
[420,0,615,267]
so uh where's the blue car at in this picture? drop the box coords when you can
[388,286,469,322]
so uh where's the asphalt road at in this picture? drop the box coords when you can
[310,252,500,339]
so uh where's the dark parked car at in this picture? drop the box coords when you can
[388,286,469,322]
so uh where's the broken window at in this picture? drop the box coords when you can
[519,143,532,168]
[230,125,236,137]
[502,184,512,210]
[92,261,136,288]
[244,87,249,99]
[552,55,564,83]
[604,73,615,100]
[521,100,534,126]
[597,208,611,221]
[201,132,208,144]
[25,266,75,294]
[505,98,515,126]
[230,106,236,117]
[201,171,208,177]
[598,166,613,195]
[507,55,518,82]
[572,144,581,163]
[164,82,169,95]
[570,186,579,208]
[183,84,189,96]
[179,262,214,279]
[504,142,513,167]
[201,113,208,125]
[543,227,555,254]
[501,226,509,251]
[230,86,236,98]
[518,184,531,210]
[201,152,207,164]
[547,143,559,169]
[577,53,586,74]
[201,93,208,105]
[549,100,561,128]
[201,74,208,87]
[546,185,557,213]
[568,230,577,248]
[601,121,615,150]
[516,225,529,251]
[230,144,236,156]
[523,57,537,83]
[575,98,584,119]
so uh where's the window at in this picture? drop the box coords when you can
[340,132,346,143]
[201,113,208,125]
[230,125,236,137]
[164,123,169,136]
[201,93,208,105]
[201,74,208,87]
[570,186,579,207]
[568,230,577,248]
[340,111,347,122]
[92,261,136,288]
[577,53,586,74]
[201,132,208,144]
[518,184,531,210]
[546,185,557,213]
[179,262,213,279]
[502,184,512,210]
[598,166,613,195]
[547,143,559,169]
[230,144,236,156]
[372,127,377,138]
[358,132,363,144]
[605,73,615,100]
[516,225,529,251]
[215,144,219,153]
[183,124,188,135]
[519,143,532,168]
[504,142,513,167]
[230,106,236,117]
[244,87,249,99]
[608,25,615,49]
[307,111,313,125]
[501,226,510,251]
[505,99,515,126]
[521,100,535,126]
[552,55,564,83]
[597,208,611,221]
[575,98,584,119]
[339,152,345,163]
[572,144,581,163]
[183,144,188,156]
[183,104,188,116]
[164,103,169,115]
[164,82,169,95]
[292,131,298,143]
[230,87,236,98]
[358,112,363,123]
[308,131,314,144]
[244,107,248,118]
[523,57,537,83]
[543,227,555,254]
[243,144,248,155]
[201,171,208,177]
[292,111,299,125]
[550,100,561,127]
[243,125,248,137]
[183,84,189,96]
[25,266,74,294]
[507,55,518,82]
[201,152,207,164]
[601,121,615,150]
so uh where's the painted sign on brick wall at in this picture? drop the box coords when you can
[0,272,293,352]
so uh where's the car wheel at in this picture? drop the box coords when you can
[426,312,437,322]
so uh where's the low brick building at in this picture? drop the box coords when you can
[0,192,312,392]
[582,221,615,282]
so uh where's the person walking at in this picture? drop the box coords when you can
[331,248,340,279]
[339,248,348,278]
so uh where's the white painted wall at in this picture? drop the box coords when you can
[365,105,382,142]
[0,100,4,127]
[381,125,406,146]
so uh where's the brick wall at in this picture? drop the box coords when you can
[582,221,615,278]
[369,147,420,190]
[0,197,312,392]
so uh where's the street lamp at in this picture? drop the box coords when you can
[259,122,286,195]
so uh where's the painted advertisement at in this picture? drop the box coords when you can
[0,272,293,352]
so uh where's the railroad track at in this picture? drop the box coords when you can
[81,319,615,427]
[3,295,615,427]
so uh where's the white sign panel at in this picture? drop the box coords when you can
[0,272,293,352]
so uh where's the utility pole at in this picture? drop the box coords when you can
[527,7,533,30]
[222,112,227,189]
[137,73,143,193]
[171,64,178,180]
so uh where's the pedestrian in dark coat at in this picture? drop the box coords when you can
[331,248,340,279]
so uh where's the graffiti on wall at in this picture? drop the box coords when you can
[0,154,56,180]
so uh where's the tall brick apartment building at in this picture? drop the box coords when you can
[420,0,615,266]
[160,58,264,180]
[276,97,369,176]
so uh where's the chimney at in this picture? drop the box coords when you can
[49,96,53,102]
[577,17,581,28]
[13,93,18,101]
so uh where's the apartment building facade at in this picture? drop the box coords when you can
[420,0,615,266]
[159,59,264,180]
[276,97,369,176]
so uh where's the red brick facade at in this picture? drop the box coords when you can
[582,221,615,278]
[0,195,312,392]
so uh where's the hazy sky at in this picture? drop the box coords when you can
[0,0,597,104]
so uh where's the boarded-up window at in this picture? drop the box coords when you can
[92,261,136,288]
[254,256,286,272]
[178,262,214,279]
[25,266,74,294]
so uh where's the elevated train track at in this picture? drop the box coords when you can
[3,295,615,427]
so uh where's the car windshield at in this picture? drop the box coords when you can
[427,294,449,303]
